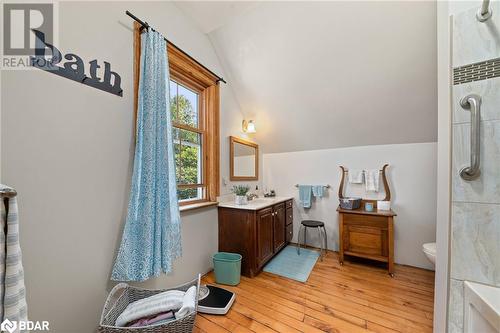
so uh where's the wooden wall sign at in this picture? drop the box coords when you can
[30,30,123,97]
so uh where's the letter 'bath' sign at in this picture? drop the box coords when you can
[30,30,123,97]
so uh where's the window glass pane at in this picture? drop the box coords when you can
[178,187,204,202]
[169,80,178,121]
[173,128,182,183]
[177,129,199,184]
[176,84,198,127]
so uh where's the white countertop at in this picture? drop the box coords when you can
[218,196,293,210]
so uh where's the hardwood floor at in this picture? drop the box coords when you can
[195,249,435,333]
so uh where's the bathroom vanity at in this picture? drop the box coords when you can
[218,197,293,277]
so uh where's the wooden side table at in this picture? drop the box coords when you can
[337,164,397,277]
[338,207,396,276]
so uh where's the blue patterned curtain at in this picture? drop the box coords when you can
[112,30,182,281]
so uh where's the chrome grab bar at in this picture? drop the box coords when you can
[460,94,481,181]
[477,0,492,22]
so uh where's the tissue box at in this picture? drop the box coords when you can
[377,201,391,211]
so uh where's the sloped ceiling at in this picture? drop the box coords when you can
[183,1,438,154]
[174,1,260,33]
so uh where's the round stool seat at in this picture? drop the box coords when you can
[301,220,325,228]
[297,220,328,260]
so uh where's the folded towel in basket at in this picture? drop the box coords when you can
[115,289,185,327]
[175,285,197,319]
[127,311,175,327]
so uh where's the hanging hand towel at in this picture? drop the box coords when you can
[298,185,312,209]
[0,185,28,330]
[312,185,324,198]
[365,170,380,192]
[348,170,364,184]
[112,30,182,282]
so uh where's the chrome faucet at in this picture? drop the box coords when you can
[247,193,259,201]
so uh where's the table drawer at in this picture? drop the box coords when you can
[343,214,388,229]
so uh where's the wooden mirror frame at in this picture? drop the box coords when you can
[230,136,259,181]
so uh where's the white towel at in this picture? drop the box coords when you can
[348,170,364,184]
[0,185,28,331]
[115,289,185,327]
[365,170,380,192]
[175,286,197,319]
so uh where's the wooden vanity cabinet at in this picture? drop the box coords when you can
[218,200,293,277]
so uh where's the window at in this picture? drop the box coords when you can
[170,80,204,203]
[134,23,220,207]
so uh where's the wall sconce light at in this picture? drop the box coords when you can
[242,120,256,133]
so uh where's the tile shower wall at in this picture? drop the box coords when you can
[449,2,500,332]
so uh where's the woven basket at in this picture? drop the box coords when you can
[98,275,200,333]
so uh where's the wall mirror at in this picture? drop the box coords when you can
[230,136,259,181]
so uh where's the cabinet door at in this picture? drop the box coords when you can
[273,203,286,252]
[286,224,293,243]
[286,208,293,226]
[257,208,274,266]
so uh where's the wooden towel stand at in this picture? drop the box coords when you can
[336,164,397,277]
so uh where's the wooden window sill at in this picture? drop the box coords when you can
[179,201,219,213]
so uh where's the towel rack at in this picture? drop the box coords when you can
[338,164,391,201]
[295,184,331,188]
[0,187,17,198]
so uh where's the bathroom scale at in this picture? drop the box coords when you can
[197,285,235,315]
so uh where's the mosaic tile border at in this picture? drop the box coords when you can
[453,57,500,85]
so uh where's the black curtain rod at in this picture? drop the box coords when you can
[126,10,227,84]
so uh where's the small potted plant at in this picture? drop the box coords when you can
[232,185,250,205]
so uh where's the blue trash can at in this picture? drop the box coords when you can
[213,252,242,286]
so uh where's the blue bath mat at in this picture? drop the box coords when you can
[263,245,320,282]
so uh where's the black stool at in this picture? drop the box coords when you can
[297,220,327,260]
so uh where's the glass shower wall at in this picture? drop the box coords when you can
[449,2,500,332]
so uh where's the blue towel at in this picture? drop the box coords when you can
[312,185,324,198]
[298,185,312,208]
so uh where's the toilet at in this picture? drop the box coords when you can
[422,242,436,265]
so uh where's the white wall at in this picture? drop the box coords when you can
[263,142,437,270]
[0,1,244,332]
